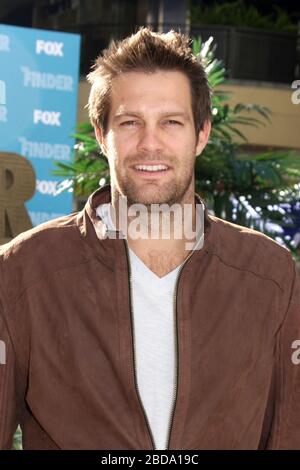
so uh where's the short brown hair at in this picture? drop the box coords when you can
[87,26,212,138]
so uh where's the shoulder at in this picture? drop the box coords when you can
[0,211,80,257]
[0,211,86,303]
[207,214,294,292]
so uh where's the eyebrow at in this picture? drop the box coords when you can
[113,111,190,121]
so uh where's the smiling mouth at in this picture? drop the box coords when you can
[131,163,171,177]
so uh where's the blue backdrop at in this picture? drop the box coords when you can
[0,24,81,226]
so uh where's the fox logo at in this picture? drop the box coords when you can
[36,40,64,57]
[0,80,7,122]
[33,110,61,126]
[0,80,6,105]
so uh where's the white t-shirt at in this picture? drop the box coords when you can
[127,247,181,450]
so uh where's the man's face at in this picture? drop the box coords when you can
[95,70,210,206]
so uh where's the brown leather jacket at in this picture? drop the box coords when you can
[1,184,300,450]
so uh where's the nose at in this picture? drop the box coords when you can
[137,123,164,155]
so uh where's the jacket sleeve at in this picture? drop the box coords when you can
[0,296,22,449]
[264,254,300,449]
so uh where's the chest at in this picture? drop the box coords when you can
[132,250,187,278]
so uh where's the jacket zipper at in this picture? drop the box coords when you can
[164,246,196,450]
[123,238,156,450]
[123,238,196,451]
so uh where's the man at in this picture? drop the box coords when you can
[1,27,300,450]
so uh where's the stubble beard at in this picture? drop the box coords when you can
[112,165,195,209]
[109,160,199,242]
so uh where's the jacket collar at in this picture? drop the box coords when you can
[77,184,215,261]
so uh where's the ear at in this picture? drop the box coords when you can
[94,126,107,156]
[195,120,211,156]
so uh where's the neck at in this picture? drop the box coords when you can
[111,185,201,260]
